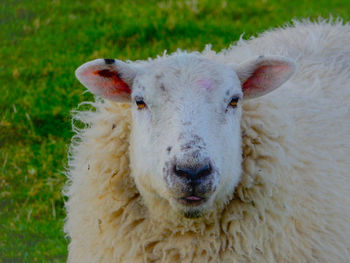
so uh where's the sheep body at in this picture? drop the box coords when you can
[65,20,350,262]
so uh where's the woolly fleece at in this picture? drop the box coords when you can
[65,20,350,262]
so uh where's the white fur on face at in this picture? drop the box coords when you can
[75,53,294,218]
[129,54,243,217]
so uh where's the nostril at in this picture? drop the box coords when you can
[173,163,212,180]
[197,163,212,178]
[174,165,190,178]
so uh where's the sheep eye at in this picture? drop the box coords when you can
[135,98,146,110]
[228,96,240,108]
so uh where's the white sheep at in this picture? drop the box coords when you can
[65,20,350,262]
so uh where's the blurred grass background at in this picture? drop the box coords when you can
[1,0,350,261]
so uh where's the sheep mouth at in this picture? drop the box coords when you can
[178,196,207,206]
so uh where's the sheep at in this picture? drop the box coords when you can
[65,20,350,263]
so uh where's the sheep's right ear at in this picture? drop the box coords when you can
[75,58,138,102]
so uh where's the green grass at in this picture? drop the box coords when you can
[1,0,350,261]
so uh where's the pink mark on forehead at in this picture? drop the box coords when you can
[197,79,213,91]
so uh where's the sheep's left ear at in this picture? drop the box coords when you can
[234,56,296,99]
[75,58,138,102]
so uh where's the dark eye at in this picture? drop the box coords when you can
[135,98,147,110]
[228,96,240,108]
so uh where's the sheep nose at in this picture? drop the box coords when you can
[174,163,212,181]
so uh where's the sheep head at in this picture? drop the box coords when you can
[75,54,295,219]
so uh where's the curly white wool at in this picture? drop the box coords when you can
[65,20,350,262]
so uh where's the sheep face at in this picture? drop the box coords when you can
[75,54,295,218]
[129,55,244,218]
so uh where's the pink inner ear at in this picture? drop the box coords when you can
[94,69,131,95]
[242,63,289,97]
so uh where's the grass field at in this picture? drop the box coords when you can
[1,0,350,261]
